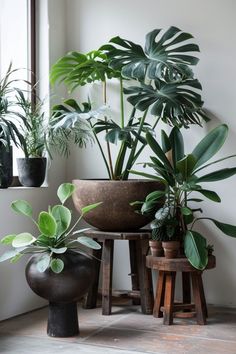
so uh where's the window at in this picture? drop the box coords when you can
[0,0,36,175]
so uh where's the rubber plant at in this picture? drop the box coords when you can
[131,124,236,270]
[0,183,101,273]
[49,26,209,180]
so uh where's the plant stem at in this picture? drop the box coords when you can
[122,109,148,180]
[89,120,111,179]
[120,78,125,128]
[103,80,114,179]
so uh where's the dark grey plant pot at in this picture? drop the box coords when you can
[17,157,47,187]
[25,251,95,337]
[0,145,13,188]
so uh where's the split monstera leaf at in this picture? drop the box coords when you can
[0,183,102,273]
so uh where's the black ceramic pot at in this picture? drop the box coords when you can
[17,157,46,187]
[25,251,95,337]
[0,145,13,188]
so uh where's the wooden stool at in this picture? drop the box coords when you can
[146,255,216,325]
[83,229,154,315]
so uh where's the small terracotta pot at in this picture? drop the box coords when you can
[149,240,164,257]
[162,241,180,259]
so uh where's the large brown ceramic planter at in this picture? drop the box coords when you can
[25,251,95,337]
[72,179,164,231]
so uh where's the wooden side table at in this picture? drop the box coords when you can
[83,229,154,315]
[146,255,216,325]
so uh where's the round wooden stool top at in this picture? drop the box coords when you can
[84,228,152,240]
[146,255,216,272]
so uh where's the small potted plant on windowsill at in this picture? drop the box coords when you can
[0,183,101,337]
[49,26,209,231]
[0,63,28,188]
[14,89,48,187]
[132,124,236,269]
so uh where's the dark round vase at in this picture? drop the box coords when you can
[72,179,164,231]
[0,145,13,188]
[17,157,47,187]
[25,252,95,337]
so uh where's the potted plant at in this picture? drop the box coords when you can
[14,89,48,187]
[49,26,209,231]
[132,124,236,268]
[0,183,102,337]
[0,63,27,188]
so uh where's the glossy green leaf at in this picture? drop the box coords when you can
[192,124,228,169]
[176,154,196,179]
[36,254,51,273]
[161,130,171,153]
[76,236,101,249]
[1,234,16,245]
[57,183,76,204]
[50,247,67,254]
[206,218,236,237]
[197,189,221,203]
[51,205,71,236]
[50,258,64,273]
[146,132,173,172]
[184,230,208,270]
[0,249,20,262]
[181,207,192,216]
[169,127,184,167]
[81,202,102,215]
[12,233,36,248]
[11,200,33,218]
[197,168,236,183]
[38,212,57,237]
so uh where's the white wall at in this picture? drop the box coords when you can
[0,0,67,321]
[64,0,236,306]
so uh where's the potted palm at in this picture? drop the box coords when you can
[14,89,48,187]
[0,64,27,188]
[132,125,236,268]
[49,26,209,231]
[0,183,101,337]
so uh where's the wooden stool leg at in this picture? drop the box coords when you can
[163,272,176,325]
[102,239,114,315]
[182,272,191,304]
[83,240,102,309]
[198,275,208,318]
[129,240,141,305]
[136,239,154,314]
[153,271,165,318]
[191,272,206,325]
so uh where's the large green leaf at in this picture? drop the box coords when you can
[103,27,199,81]
[125,79,206,128]
[76,236,101,250]
[12,233,36,248]
[38,212,57,237]
[184,230,208,270]
[206,218,236,237]
[176,154,196,179]
[169,127,184,166]
[146,132,173,172]
[197,189,221,203]
[197,168,236,183]
[192,124,228,169]
[11,200,33,218]
[51,205,71,236]
[57,183,76,204]
[36,254,51,273]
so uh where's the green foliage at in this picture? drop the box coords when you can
[135,124,236,269]
[0,183,102,274]
[50,27,209,180]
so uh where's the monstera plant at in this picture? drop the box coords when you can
[132,124,236,269]
[50,26,209,180]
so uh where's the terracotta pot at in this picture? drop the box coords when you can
[25,251,95,337]
[72,179,164,231]
[162,241,180,259]
[149,240,164,257]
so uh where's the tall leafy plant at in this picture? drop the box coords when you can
[131,125,236,269]
[50,27,209,180]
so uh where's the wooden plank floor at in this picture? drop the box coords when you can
[0,300,236,353]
